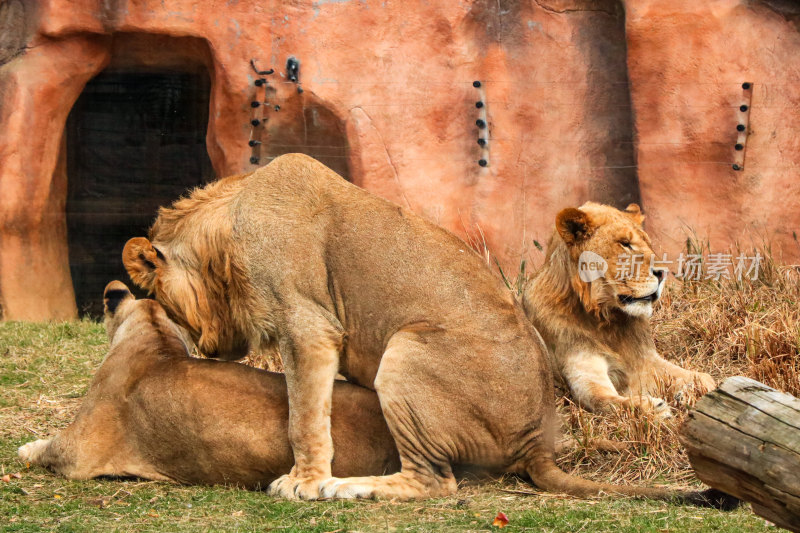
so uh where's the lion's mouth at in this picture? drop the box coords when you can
[618,292,658,305]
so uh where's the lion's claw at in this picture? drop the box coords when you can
[267,473,328,500]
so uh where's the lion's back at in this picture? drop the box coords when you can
[241,153,358,207]
[232,154,516,334]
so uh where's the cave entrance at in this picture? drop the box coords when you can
[66,67,214,316]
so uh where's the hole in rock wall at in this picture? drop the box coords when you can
[66,67,214,316]
[265,91,350,181]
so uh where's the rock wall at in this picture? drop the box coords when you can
[624,0,800,256]
[0,0,798,319]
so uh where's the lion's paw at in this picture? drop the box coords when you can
[18,439,50,464]
[674,373,716,405]
[630,396,672,419]
[319,477,377,499]
[695,372,716,395]
[267,473,327,500]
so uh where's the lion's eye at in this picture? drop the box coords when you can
[619,240,632,250]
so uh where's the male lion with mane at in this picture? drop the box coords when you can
[122,154,723,503]
[522,202,715,418]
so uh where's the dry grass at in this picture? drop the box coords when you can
[655,251,800,398]
[242,346,283,372]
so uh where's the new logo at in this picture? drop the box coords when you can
[578,251,608,282]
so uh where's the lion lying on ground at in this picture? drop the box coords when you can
[522,202,715,418]
[118,154,734,505]
[18,281,399,486]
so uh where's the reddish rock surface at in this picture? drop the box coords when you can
[625,0,800,259]
[0,0,798,320]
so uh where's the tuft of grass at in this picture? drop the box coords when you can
[241,346,283,372]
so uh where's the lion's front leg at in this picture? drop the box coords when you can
[267,307,343,500]
[561,352,672,418]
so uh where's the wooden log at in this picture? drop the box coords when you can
[682,376,800,532]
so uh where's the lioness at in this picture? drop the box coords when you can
[18,281,399,486]
[122,154,715,501]
[522,203,715,417]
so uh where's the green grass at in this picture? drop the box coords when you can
[0,321,774,532]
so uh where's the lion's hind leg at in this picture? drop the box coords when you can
[320,469,456,500]
[321,331,492,500]
[320,330,530,500]
[17,436,84,478]
[319,385,459,500]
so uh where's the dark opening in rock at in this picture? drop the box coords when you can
[66,67,214,316]
[265,91,350,181]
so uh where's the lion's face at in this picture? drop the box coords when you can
[555,202,665,319]
[122,237,250,360]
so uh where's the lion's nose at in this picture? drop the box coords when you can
[651,268,666,282]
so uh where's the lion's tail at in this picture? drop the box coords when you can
[526,455,740,509]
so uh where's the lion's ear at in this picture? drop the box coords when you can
[556,207,595,245]
[624,203,645,225]
[122,237,165,292]
[103,280,134,316]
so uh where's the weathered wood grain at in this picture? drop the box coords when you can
[682,376,800,532]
